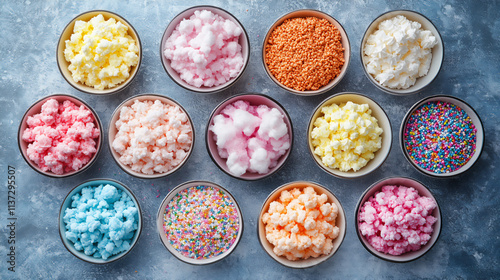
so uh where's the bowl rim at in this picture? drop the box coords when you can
[359,9,444,96]
[257,180,347,268]
[17,93,103,178]
[399,94,485,178]
[261,9,351,96]
[354,176,442,263]
[58,178,143,264]
[156,180,244,265]
[205,92,294,181]
[159,5,250,94]
[56,9,143,95]
[107,93,195,179]
[307,92,392,179]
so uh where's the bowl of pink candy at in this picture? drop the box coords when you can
[160,6,250,94]
[355,177,442,262]
[18,94,102,178]
[206,93,293,180]
[108,94,195,179]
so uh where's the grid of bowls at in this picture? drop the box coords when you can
[16,5,483,267]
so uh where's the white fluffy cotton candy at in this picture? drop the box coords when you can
[164,10,244,88]
[209,100,290,176]
[363,15,438,89]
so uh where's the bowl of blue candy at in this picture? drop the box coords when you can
[59,179,142,264]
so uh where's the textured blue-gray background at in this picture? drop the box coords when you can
[1,0,499,279]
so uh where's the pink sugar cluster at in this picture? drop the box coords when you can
[164,10,244,88]
[209,100,290,176]
[22,99,100,175]
[358,185,437,256]
[112,100,192,175]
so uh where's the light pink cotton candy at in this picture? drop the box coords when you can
[22,99,100,175]
[209,100,290,176]
[164,10,244,88]
[358,185,437,256]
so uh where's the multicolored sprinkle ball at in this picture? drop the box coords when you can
[404,101,477,174]
[163,185,240,259]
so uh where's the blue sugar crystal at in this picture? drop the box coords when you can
[62,184,139,260]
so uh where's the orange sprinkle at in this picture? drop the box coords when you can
[265,17,345,92]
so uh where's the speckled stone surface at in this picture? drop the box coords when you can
[1,0,499,279]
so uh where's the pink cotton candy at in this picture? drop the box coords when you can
[22,99,100,175]
[164,10,244,88]
[358,185,437,256]
[209,100,290,176]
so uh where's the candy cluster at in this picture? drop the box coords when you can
[358,185,437,256]
[403,101,477,173]
[62,184,139,260]
[22,99,100,175]
[163,185,240,259]
[262,186,340,260]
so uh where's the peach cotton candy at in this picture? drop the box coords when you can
[209,100,290,176]
[358,185,437,256]
[112,100,192,175]
[164,10,244,88]
[262,187,340,261]
[22,99,100,175]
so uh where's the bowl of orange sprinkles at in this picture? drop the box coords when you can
[262,10,350,95]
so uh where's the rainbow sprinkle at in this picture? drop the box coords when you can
[163,185,240,259]
[403,101,477,174]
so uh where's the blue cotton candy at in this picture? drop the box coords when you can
[63,184,139,260]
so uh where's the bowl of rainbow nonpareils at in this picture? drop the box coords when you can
[400,95,484,177]
[157,181,243,265]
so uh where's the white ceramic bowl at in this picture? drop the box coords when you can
[157,181,244,265]
[360,10,444,95]
[160,5,250,94]
[355,177,442,262]
[59,179,143,264]
[258,181,346,268]
[206,93,293,180]
[262,9,350,96]
[400,95,484,177]
[307,92,392,178]
[57,10,142,95]
[108,94,195,179]
[18,94,103,178]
